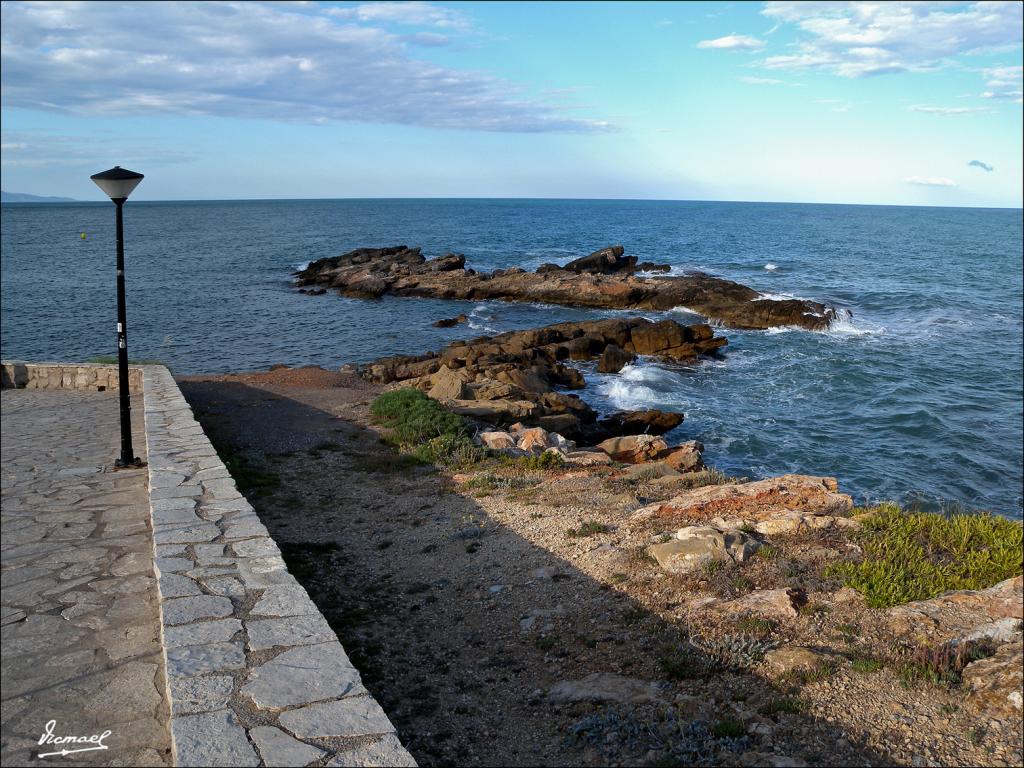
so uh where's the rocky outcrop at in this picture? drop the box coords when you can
[963,640,1023,716]
[360,317,718,442]
[632,475,854,528]
[295,245,836,330]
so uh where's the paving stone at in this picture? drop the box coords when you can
[203,576,247,599]
[242,642,365,708]
[153,522,220,545]
[162,595,234,625]
[246,613,338,651]
[279,696,395,739]
[171,710,259,767]
[232,537,281,558]
[326,734,417,767]
[168,675,234,716]
[164,618,242,648]
[166,641,245,677]
[251,583,320,617]
[154,556,194,574]
[250,725,326,767]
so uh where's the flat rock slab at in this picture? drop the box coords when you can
[549,672,665,705]
[171,710,259,767]
[242,642,366,708]
[279,696,397,739]
[250,725,326,767]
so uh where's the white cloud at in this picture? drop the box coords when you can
[0,1,611,134]
[698,35,765,50]
[759,2,1023,78]
[739,76,784,84]
[980,65,1024,102]
[909,105,990,115]
[904,176,957,187]
[968,159,993,172]
[325,2,470,31]
[0,131,198,168]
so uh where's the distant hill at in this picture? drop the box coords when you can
[1,191,78,203]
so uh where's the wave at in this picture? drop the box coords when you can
[764,263,778,271]
[596,363,690,411]
[294,261,310,272]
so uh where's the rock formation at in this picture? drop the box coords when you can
[295,245,836,330]
[358,317,722,443]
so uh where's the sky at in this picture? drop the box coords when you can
[1,1,1022,207]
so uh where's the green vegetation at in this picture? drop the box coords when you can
[896,639,997,688]
[370,389,483,468]
[736,616,777,636]
[786,661,837,686]
[850,655,885,674]
[710,719,745,739]
[825,503,1023,608]
[759,697,805,716]
[658,645,699,680]
[567,520,610,538]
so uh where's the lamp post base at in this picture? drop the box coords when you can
[114,457,147,470]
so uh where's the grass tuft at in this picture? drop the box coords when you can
[825,503,1022,608]
[567,520,610,538]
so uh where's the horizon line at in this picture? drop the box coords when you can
[3,194,1022,211]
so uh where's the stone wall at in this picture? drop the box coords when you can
[140,365,416,767]
[1,361,143,393]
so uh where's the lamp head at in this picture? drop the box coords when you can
[90,166,144,201]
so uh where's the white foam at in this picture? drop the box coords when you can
[756,291,808,302]
[670,305,703,316]
[819,309,884,337]
[295,261,310,272]
[764,263,778,271]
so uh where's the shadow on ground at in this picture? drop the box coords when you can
[179,376,888,767]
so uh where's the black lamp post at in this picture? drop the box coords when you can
[90,166,145,468]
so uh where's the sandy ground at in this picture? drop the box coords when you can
[178,368,1023,767]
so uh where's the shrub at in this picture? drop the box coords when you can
[825,503,1022,608]
[759,697,805,716]
[711,719,745,739]
[371,388,469,445]
[896,639,997,688]
[567,520,609,538]
[370,389,483,467]
[501,451,564,470]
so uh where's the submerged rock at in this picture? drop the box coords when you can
[295,244,836,330]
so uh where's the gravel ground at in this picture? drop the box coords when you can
[178,369,1023,767]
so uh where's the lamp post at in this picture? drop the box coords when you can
[90,166,145,468]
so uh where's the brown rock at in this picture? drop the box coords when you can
[763,646,835,678]
[479,431,517,451]
[598,434,669,463]
[517,427,557,454]
[629,319,687,355]
[427,365,471,401]
[646,474,853,526]
[962,640,1023,716]
[597,409,684,437]
[720,589,802,620]
[297,245,836,330]
[649,526,760,574]
[433,314,468,327]
[597,344,635,373]
[658,441,704,472]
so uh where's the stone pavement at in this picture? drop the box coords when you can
[1,389,172,767]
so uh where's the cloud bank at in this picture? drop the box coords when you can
[758,1,1023,78]
[0,1,611,133]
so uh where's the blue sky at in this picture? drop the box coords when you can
[1,1,1021,206]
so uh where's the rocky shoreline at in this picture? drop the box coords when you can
[294,245,837,330]
[354,316,723,444]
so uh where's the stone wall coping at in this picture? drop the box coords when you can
[139,365,416,767]
[1,360,144,393]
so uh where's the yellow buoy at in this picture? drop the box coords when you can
[80,232,87,240]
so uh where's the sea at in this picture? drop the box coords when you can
[2,198,1022,518]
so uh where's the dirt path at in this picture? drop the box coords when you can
[178,370,1020,767]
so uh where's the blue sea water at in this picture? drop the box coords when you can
[2,198,1022,517]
